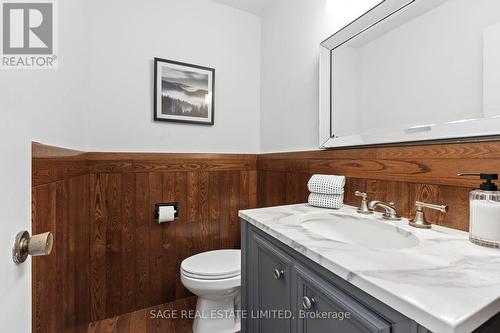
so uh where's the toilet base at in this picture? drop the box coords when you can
[193,296,240,333]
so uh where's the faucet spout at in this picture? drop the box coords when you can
[367,201,401,221]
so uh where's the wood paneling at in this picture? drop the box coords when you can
[89,168,255,321]
[87,296,197,333]
[87,154,257,321]
[32,142,87,159]
[85,152,258,321]
[32,142,89,187]
[258,141,500,188]
[32,143,258,331]
[33,141,498,332]
[32,175,90,333]
[32,159,89,187]
[257,141,500,231]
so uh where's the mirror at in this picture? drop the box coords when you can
[319,0,500,148]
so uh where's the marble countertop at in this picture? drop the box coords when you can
[239,204,500,333]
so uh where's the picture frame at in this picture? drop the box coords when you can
[154,57,215,125]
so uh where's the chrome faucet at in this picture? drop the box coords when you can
[355,191,373,215]
[409,201,448,229]
[367,201,401,220]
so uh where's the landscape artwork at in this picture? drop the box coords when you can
[154,58,215,125]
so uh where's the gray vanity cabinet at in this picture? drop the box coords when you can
[295,265,391,333]
[241,221,425,333]
[241,220,500,332]
[250,233,293,333]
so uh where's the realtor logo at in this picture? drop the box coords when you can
[1,0,57,68]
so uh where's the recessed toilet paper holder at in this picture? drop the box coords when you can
[154,202,179,220]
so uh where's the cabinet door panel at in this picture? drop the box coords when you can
[251,234,293,333]
[295,266,391,333]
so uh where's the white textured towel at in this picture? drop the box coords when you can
[307,174,346,195]
[308,193,344,209]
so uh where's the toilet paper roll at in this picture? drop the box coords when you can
[158,205,175,223]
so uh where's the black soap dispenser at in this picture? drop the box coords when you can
[458,173,500,248]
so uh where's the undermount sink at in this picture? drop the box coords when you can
[300,213,419,249]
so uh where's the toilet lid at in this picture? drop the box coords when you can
[181,249,241,279]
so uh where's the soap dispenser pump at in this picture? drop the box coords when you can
[458,173,500,248]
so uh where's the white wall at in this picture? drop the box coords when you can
[0,2,90,326]
[0,58,32,333]
[86,0,261,153]
[30,0,89,150]
[259,0,381,152]
[0,1,91,328]
[259,0,331,153]
[28,0,376,153]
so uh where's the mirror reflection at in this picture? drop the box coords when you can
[331,0,500,138]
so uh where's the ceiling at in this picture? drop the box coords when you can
[210,0,270,16]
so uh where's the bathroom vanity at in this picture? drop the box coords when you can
[240,205,500,333]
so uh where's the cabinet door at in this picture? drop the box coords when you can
[295,266,391,333]
[250,234,293,333]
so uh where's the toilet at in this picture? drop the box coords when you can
[181,249,241,333]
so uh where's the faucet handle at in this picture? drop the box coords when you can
[355,191,367,199]
[355,191,373,215]
[415,201,448,213]
[409,201,448,229]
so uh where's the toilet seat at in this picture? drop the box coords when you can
[180,249,241,333]
[181,269,240,280]
[181,249,241,280]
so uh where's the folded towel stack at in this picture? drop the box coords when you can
[307,174,346,209]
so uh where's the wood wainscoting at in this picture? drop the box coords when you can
[86,152,257,321]
[258,141,500,231]
[32,143,257,332]
[32,144,90,333]
[32,140,500,332]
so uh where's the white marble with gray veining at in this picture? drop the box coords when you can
[239,204,500,333]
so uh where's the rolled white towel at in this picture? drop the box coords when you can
[308,193,344,209]
[307,174,346,195]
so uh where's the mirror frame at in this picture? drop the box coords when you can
[319,0,500,149]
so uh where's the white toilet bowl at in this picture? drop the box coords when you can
[180,249,241,333]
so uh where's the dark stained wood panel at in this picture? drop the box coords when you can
[256,141,500,231]
[88,159,255,174]
[88,161,133,174]
[34,140,498,333]
[173,172,189,300]
[259,141,500,160]
[32,182,57,333]
[32,159,89,186]
[32,174,90,333]
[32,142,89,186]
[259,141,500,188]
[135,173,152,308]
[32,142,86,159]
[86,152,258,161]
[89,173,109,320]
[33,143,258,328]
[121,173,137,314]
[132,160,256,173]
[87,296,197,333]
[89,168,256,321]
[308,158,500,187]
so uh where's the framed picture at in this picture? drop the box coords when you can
[154,57,215,125]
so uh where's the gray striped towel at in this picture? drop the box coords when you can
[307,174,346,195]
[308,193,344,209]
